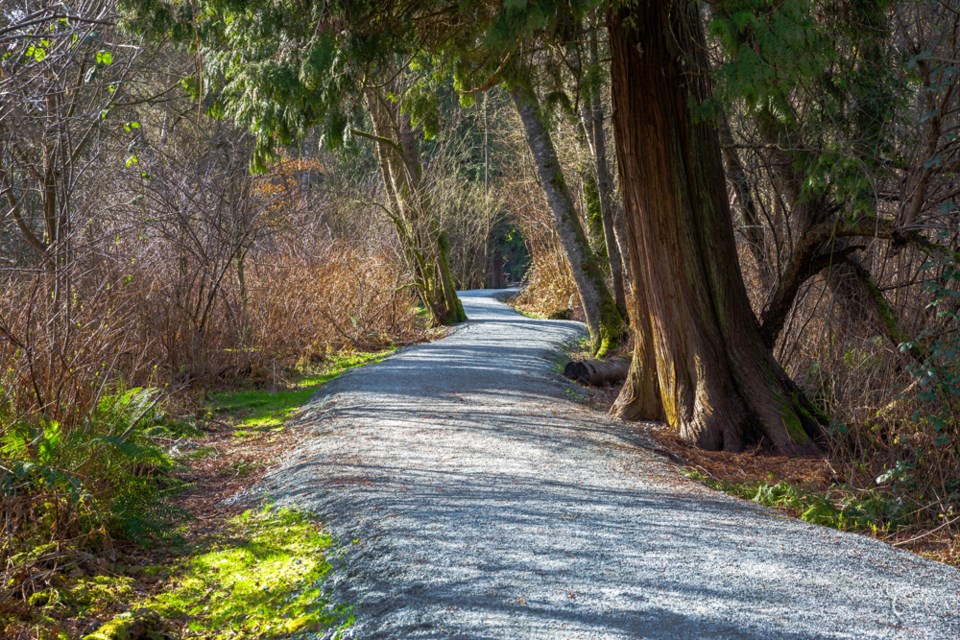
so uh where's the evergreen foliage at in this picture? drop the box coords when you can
[709,0,899,213]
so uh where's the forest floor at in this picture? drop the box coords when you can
[256,290,960,639]
[574,385,960,569]
[10,352,395,640]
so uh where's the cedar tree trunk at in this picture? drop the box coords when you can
[607,0,823,453]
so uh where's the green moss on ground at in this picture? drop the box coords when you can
[149,508,352,638]
[82,609,166,640]
[13,350,389,639]
[72,508,351,640]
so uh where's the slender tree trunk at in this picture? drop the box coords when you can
[583,100,628,320]
[607,0,823,454]
[366,89,466,326]
[583,27,629,320]
[717,114,771,285]
[577,136,608,259]
[511,83,624,356]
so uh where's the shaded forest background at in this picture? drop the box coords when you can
[2,0,960,631]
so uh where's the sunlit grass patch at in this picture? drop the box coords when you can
[69,508,352,639]
[149,508,351,638]
[209,349,394,433]
[12,576,137,639]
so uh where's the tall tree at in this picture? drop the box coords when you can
[607,0,824,453]
[119,0,466,325]
[707,1,907,347]
[580,25,629,320]
[366,86,465,324]
[121,0,830,452]
[510,78,623,356]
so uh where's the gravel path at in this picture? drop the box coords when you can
[261,290,960,639]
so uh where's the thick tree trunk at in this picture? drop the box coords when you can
[366,89,466,326]
[610,277,663,422]
[511,83,623,357]
[607,1,823,454]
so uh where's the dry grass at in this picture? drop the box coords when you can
[501,176,581,320]
[0,191,427,614]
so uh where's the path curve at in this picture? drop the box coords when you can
[261,290,960,639]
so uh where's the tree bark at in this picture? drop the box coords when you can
[582,25,629,320]
[366,88,466,326]
[575,117,608,258]
[610,276,663,422]
[563,358,629,386]
[511,83,624,357]
[607,0,823,454]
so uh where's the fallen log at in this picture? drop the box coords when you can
[563,358,630,386]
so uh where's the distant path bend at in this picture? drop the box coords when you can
[262,290,960,639]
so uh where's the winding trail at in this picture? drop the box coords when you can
[262,290,960,639]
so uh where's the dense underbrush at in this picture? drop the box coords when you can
[0,233,425,617]
[779,255,960,546]
[1,388,184,607]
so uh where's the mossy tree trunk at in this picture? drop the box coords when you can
[578,139,608,262]
[511,82,624,357]
[366,89,466,326]
[607,0,824,454]
[582,26,629,320]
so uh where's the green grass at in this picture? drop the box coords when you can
[513,306,545,320]
[208,349,394,435]
[62,508,352,640]
[551,336,592,375]
[149,508,352,638]
[683,470,901,535]
[8,353,383,639]
[413,304,431,320]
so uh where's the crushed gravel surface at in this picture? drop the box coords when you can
[260,290,960,639]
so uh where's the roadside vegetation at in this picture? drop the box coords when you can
[27,507,351,640]
[2,4,505,636]
[3,0,960,635]
[2,349,391,639]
